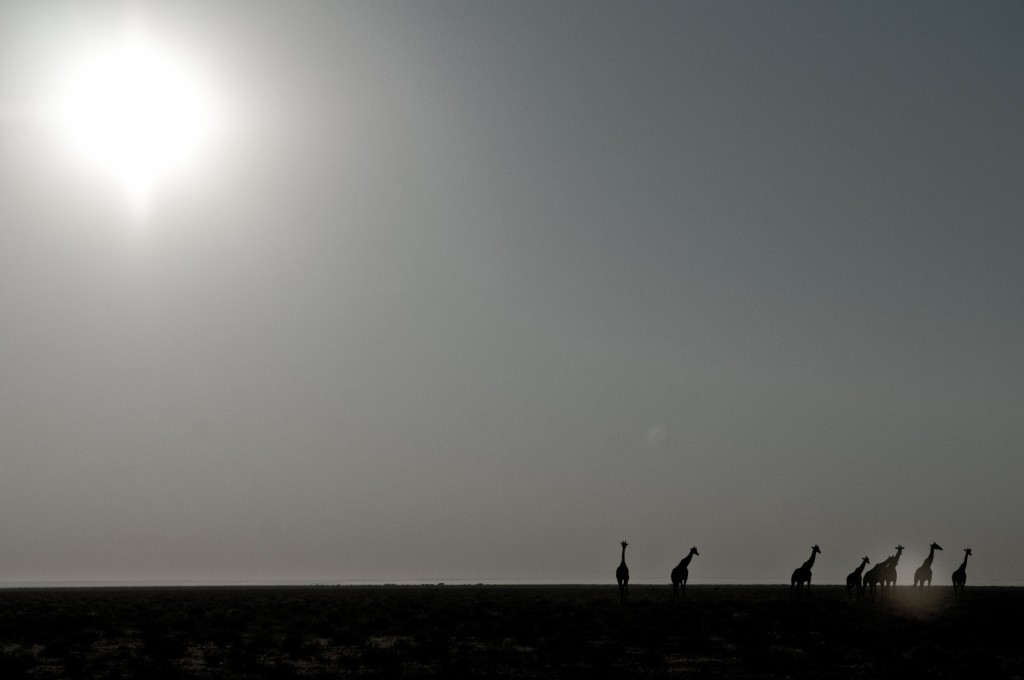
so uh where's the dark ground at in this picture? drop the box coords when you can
[0,584,1019,678]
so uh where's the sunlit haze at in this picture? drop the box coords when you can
[50,27,217,210]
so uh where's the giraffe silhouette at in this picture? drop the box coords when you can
[670,546,699,601]
[616,541,630,604]
[862,551,896,598]
[913,542,943,588]
[846,556,870,598]
[952,548,971,596]
[881,544,904,593]
[790,545,820,593]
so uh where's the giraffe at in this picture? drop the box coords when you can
[952,548,971,596]
[846,556,870,598]
[616,541,630,604]
[913,542,943,588]
[670,546,699,601]
[881,544,904,593]
[790,545,820,593]
[862,552,895,598]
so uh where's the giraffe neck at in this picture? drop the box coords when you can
[924,546,936,567]
[805,551,817,569]
[681,551,694,567]
[621,546,627,563]
[855,558,869,575]
[959,555,969,570]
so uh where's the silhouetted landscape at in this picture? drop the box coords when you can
[1,585,1019,678]
[3,7,1022,680]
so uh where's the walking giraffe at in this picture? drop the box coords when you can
[952,548,972,597]
[846,556,870,598]
[670,547,699,601]
[881,545,904,594]
[863,551,896,599]
[790,545,820,593]
[913,542,943,589]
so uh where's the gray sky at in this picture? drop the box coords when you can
[1,1,1021,586]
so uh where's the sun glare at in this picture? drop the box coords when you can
[52,30,216,207]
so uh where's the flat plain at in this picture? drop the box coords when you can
[0,584,1019,678]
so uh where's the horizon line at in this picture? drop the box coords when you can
[2,577,1022,589]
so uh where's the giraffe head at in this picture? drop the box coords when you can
[690,546,699,556]
[862,556,870,563]
[620,540,629,549]
[930,542,943,551]
[811,544,821,555]
[963,548,972,557]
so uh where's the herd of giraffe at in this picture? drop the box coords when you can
[614,541,974,602]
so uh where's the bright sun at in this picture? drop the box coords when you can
[52,30,216,206]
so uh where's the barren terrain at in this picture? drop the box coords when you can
[0,585,1018,678]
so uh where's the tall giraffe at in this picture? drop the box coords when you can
[913,542,943,588]
[881,544,904,593]
[670,546,699,601]
[616,541,630,604]
[952,548,972,596]
[846,556,870,598]
[790,545,820,593]
[862,550,896,598]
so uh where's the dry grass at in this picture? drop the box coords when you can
[0,584,1018,678]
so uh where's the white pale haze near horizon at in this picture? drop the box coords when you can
[0,2,1021,586]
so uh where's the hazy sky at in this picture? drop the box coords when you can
[1,1,1022,586]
